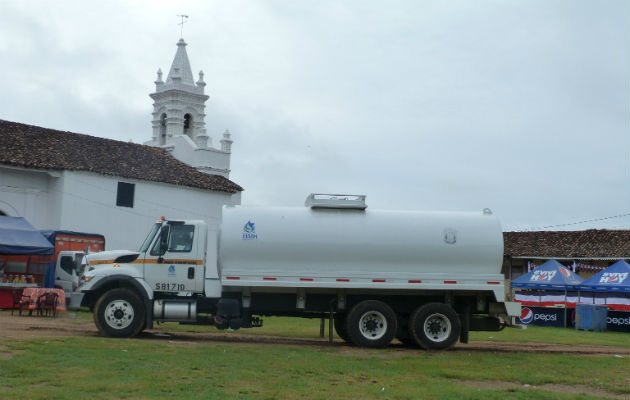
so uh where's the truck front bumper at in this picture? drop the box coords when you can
[69,292,85,309]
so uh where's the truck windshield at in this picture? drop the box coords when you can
[139,223,160,253]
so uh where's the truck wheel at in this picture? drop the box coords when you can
[94,288,145,338]
[345,300,397,348]
[409,303,460,350]
[334,314,349,342]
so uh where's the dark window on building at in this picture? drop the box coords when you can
[116,182,135,208]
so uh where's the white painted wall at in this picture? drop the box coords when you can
[0,166,58,227]
[59,171,240,250]
[0,166,240,254]
[167,135,231,176]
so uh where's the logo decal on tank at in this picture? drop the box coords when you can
[243,221,258,240]
[443,228,457,244]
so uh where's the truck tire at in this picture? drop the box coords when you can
[94,288,145,338]
[409,303,460,350]
[334,314,349,342]
[345,300,397,348]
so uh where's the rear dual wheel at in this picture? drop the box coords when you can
[346,300,397,348]
[334,313,350,342]
[409,303,460,350]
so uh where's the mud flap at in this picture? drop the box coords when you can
[459,305,470,344]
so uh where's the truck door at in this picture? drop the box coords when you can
[144,222,203,293]
[56,252,84,294]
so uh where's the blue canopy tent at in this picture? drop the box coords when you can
[511,260,584,327]
[511,259,584,290]
[578,260,630,311]
[0,216,54,255]
[579,260,630,293]
[0,216,56,293]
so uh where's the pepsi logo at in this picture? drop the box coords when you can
[519,307,534,324]
[559,266,570,277]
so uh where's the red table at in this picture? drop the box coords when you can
[0,284,38,309]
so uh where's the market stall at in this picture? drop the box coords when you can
[0,216,54,309]
[511,259,584,327]
[577,260,630,332]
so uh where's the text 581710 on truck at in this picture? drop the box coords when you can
[77,194,520,350]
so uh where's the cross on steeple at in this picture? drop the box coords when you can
[177,14,189,38]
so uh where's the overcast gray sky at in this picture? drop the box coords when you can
[1,0,628,231]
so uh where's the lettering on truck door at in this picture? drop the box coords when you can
[144,224,202,293]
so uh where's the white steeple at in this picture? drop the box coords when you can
[146,38,233,178]
[165,39,196,87]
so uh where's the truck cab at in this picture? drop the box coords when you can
[54,251,84,301]
[135,219,207,293]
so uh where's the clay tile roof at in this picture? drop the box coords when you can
[504,230,630,259]
[0,119,243,194]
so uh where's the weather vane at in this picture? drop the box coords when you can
[177,14,189,38]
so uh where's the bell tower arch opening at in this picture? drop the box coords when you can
[159,113,167,145]
[184,113,193,139]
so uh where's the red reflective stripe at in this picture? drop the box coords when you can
[263,277,277,281]
[372,279,386,283]
[444,280,457,284]
[408,280,422,283]
[336,278,350,282]
[225,276,240,280]
[300,278,314,281]
[487,281,501,285]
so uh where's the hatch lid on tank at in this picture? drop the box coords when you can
[305,193,367,210]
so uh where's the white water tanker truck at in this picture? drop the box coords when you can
[78,194,520,350]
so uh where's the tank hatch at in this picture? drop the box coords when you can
[305,193,367,210]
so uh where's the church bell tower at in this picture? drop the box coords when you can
[147,38,233,178]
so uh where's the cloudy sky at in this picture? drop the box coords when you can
[1,0,628,231]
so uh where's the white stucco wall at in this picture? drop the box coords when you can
[59,171,240,251]
[0,167,241,257]
[0,166,60,228]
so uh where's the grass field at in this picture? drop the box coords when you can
[1,315,628,399]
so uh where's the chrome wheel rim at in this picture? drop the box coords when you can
[423,313,451,343]
[358,310,387,340]
[104,299,135,330]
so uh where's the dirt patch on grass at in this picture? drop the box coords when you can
[0,344,25,360]
[0,311,97,340]
[458,379,629,400]
[0,310,628,358]
[455,341,630,356]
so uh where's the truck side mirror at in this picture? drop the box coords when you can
[159,225,170,257]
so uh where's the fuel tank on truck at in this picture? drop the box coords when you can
[218,194,504,285]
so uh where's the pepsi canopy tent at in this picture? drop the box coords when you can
[511,259,584,289]
[579,260,630,293]
[0,216,54,255]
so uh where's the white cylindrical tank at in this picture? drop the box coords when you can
[219,206,503,280]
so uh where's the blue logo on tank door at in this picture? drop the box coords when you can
[242,220,258,240]
[168,265,176,276]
